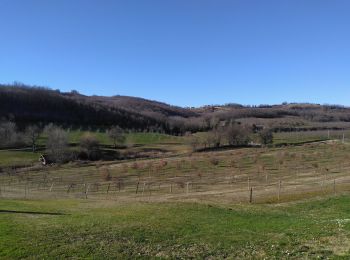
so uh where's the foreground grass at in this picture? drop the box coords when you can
[1,196,350,259]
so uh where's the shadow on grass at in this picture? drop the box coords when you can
[0,210,67,216]
[196,144,259,153]
[274,139,327,147]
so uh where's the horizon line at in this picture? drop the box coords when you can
[1,81,349,109]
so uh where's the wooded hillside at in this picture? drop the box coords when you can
[1,84,350,134]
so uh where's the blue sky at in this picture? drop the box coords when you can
[1,0,350,107]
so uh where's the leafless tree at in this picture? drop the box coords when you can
[25,125,41,152]
[107,126,126,148]
[206,128,223,148]
[0,121,22,148]
[259,128,273,146]
[80,133,100,160]
[46,126,69,163]
[186,133,200,151]
[224,124,251,146]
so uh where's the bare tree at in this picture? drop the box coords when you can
[206,128,223,148]
[225,124,251,146]
[80,133,100,160]
[0,121,22,148]
[46,126,69,163]
[25,125,41,152]
[43,123,56,135]
[186,133,200,151]
[107,126,125,148]
[259,128,273,146]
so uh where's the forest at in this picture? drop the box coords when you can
[1,83,350,134]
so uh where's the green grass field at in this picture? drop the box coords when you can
[2,130,349,168]
[0,150,38,167]
[66,131,183,145]
[2,130,350,258]
[1,195,350,258]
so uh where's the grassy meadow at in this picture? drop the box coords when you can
[2,130,350,258]
[1,196,350,258]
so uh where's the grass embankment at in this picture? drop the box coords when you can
[1,196,350,258]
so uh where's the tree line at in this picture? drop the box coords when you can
[2,84,350,137]
[0,85,171,133]
[186,122,273,151]
[0,120,127,163]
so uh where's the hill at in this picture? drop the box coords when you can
[195,103,350,131]
[2,84,350,133]
[81,95,198,118]
[0,84,192,133]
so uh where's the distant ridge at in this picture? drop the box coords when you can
[1,83,350,133]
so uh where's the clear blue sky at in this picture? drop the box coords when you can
[1,0,350,107]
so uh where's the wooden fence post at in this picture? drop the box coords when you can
[249,187,253,203]
[135,181,139,194]
[142,182,146,196]
[170,183,173,193]
[24,182,27,199]
[107,183,111,194]
[49,182,54,192]
[85,184,90,199]
[333,179,336,194]
[278,180,281,201]
[148,183,151,200]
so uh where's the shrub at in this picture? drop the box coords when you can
[160,160,168,168]
[100,167,111,181]
[259,128,274,146]
[131,162,139,170]
[210,157,219,166]
[107,126,126,148]
[225,124,251,146]
[80,133,100,160]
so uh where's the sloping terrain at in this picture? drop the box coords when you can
[2,84,350,133]
[81,95,198,118]
[0,85,170,131]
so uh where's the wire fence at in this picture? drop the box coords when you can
[2,168,350,204]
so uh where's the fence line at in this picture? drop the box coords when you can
[2,172,350,203]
